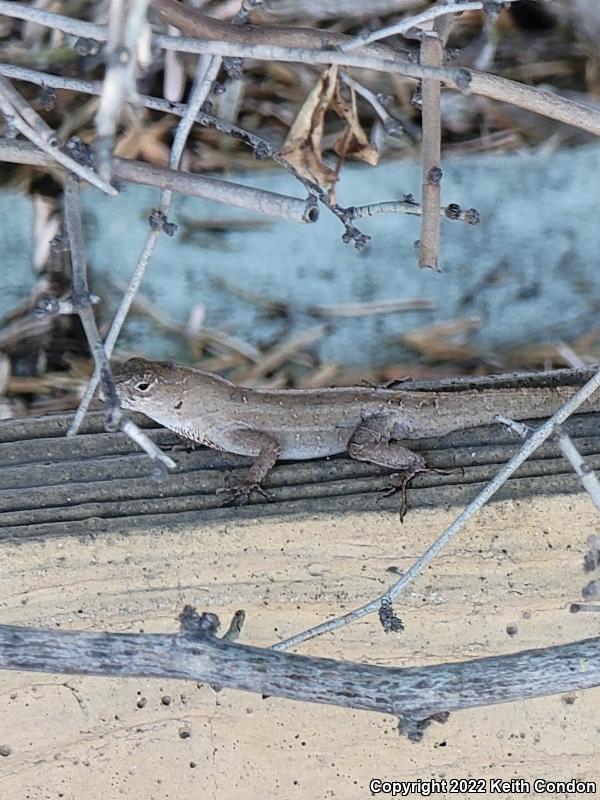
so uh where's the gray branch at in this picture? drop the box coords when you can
[0,610,599,741]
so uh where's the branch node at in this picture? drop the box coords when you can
[445,202,462,220]
[582,580,600,601]
[151,460,170,483]
[426,166,443,185]
[223,57,244,80]
[70,286,94,312]
[66,136,94,168]
[179,606,220,638]
[341,225,371,250]
[455,68,472,93]
[253,141,271,160]
[33,296,61,317]
[378,598,405,634]
[39,86,56,111]
[148,208,177,236]
[104,403,123,432]
[74,37,100,56]
[110,46,131,68]
[222,610,246,642]
[398,710,450,741]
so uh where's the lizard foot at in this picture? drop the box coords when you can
[217,481,271,506]
[381,466,456,522]
[171,435,202,453]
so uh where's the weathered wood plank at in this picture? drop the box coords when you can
[0,401,599,539]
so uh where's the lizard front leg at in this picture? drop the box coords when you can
[348,414,426,518]
[219,428,282,504]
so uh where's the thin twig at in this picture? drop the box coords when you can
[0,139,315,221]
[273,364,600,651]
[555,427,600,513]
[308,299,434,318]
[63,175,121,427]
[120,417,176,469]
[0,78,116,195]
[95,0,151,181]
[238,326,327,382]
[0,0,102,39]
[418,30,443,270]
[155,34,600,136]
[0,63,266,150]
[340,1,513,50]
[62,175,174,469]
[339,71,406,139]
[347,197,480,224]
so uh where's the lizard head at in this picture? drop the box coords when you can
[112,357,175,412]
[112,358,230,428]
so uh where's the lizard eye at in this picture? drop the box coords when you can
[133,373,156,393]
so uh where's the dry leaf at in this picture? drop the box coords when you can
[332,79,379,166]
[279,64,339,193]
[279,65,379,198]
[401,317,481,361]
[115,115,174,166]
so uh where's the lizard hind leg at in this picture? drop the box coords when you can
[348,414,426,520]
[347,413,425,472]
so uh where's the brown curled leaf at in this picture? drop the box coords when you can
[278,65,339,194]
[331,77,379,167]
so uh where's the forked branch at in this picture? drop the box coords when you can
[0,608,599,741]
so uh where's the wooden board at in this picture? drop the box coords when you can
[1,403,600,540]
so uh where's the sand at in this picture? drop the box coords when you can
[1,495,599,799]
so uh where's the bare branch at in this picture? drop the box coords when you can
[555,427,600,513]
[1,612,600,741]
[0,0,103,40]
[95,0,151,181]
[116,158,315,220]
[347,197,480,224]
[0,139,315,222]
[0,78,116,195]
[340,1,512,50]
[62,176,174,469]
[418,31,443,270]
[149,0,405,59]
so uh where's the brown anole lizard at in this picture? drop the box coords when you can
[113,358,599,503]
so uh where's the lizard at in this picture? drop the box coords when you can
[113,357,599,504]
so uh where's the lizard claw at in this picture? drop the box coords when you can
[381,465,461,522]
[171,436,202,453]
[380,468,420,522]
[217,481,271,506]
